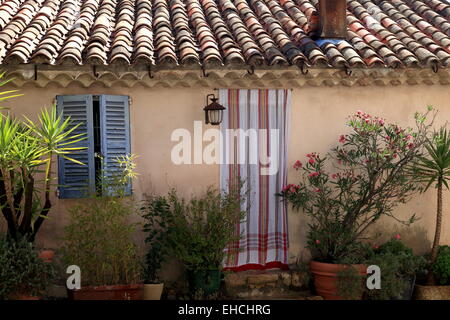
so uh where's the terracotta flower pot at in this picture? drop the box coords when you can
[38,250,55,263]
[414,284,450,300]
[143,283,164,300]
[310,260,367,300]
[67,284,143,300]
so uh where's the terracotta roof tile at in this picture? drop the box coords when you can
[0,0,449,69]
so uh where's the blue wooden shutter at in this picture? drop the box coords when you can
[57,95,95,199]
[100,95,132,195]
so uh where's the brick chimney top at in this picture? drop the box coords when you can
[308,0,347,39]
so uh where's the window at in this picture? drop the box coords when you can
[56,95,131,199]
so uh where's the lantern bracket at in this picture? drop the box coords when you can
[205,93,215,107]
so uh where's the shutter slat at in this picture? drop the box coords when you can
[100,95,131,196]
[57,95,95,199]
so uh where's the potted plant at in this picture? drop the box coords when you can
[415,246,450,299]
[160,185,246,298]
[410,126,450,299]
[61,155,143,300]
[365,237,427,300]
[38,248,55,263]
[280,109,434,299]
[141,196,171,300]
[0,235,55,300]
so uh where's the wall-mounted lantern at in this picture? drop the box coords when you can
[204,94,225,125]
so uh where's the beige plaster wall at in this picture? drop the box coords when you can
[1,83,449,263]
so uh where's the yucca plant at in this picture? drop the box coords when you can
[411,126,450,284]
[0,70,22,105]
[0,106,86,242]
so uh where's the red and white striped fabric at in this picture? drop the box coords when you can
[219,89,291,272]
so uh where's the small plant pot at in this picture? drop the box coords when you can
[414,284,450,300]
[188,270,222,296]
[143,283,164,300]
[392,276,416,300]
[38,250,55,263]
[68,284,143,300]
[310,260,366,300]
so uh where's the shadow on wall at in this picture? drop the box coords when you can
[369,224,431,255]
[287,209,312,264]
[287,207,432,263]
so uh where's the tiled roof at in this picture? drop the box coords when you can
[0,0,449,69]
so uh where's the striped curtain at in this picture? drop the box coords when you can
[219,89,291,271]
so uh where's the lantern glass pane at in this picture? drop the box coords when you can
[210,110,222,124]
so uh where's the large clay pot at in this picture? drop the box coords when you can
[310,260,367,300]
[68,284,143,300]
[38,250,55,263]
[143,283,164,300]
[414,284,450,300]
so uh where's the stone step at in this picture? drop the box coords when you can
[224,268,313,299]
[240,292,323,300]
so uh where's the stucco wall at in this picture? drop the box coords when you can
[1,83,449,263]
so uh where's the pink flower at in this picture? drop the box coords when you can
[315,188,321,193]
[309,158,315,165]
[407,143,414,149]
[331,174,337,179]
[339,135,346,143]
[315,240,321,245]
[293,160,302,170]
[395,234,401,240]
[373,245,379,249]
[308,172,319,178]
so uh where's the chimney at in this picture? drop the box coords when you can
[311,0,347,39]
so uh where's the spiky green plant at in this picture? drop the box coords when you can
[0,106,86,241]
[0,70,22,105]
[411,126,450,284]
